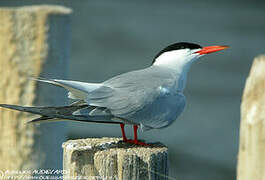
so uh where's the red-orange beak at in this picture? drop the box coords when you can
[195,45,229,55]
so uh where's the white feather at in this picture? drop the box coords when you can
[153,49,201,92]
[31,78,102,100]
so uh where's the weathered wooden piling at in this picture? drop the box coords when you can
[237,55,265,180]
[0,5,71,171]
[62,137,168,180]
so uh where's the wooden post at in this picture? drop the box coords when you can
[0,5,71,171]
[237,55,265,180]
[62,137,168,180]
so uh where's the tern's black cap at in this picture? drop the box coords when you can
[152,42,202,64]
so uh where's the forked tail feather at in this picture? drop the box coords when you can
[0,103,121,124]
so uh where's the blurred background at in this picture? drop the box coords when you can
[1,0,265,179]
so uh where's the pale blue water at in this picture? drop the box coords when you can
[1,1,265,179]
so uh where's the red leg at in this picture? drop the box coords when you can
[133,125,138,143]
[120,123,128,141]
[132,125,150,146]
[120,124,150,146]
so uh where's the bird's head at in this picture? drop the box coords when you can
[152,42,229,70]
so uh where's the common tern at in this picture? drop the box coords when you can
[0,42,228,145]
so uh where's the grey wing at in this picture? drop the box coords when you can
[85,67,177,125]
[85,83,159,115]
[27,67,180,126]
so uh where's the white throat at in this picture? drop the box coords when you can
[153,49,201,91]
